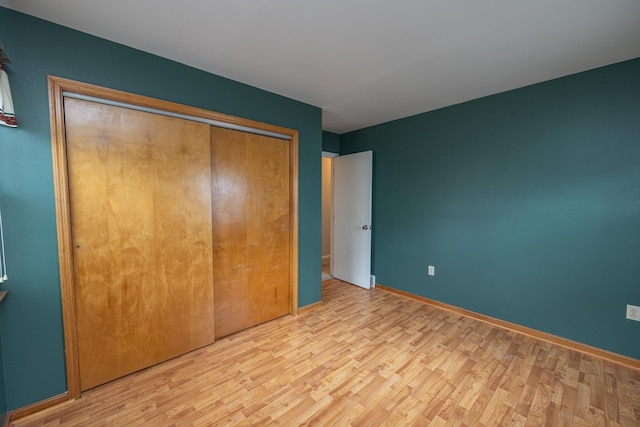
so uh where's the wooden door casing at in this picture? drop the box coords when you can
[211,127,291,338]
[65,98,215,390]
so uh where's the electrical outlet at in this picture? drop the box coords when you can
[428,265,435,276]
[627,304,640,321]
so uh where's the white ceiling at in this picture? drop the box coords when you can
[1,1,640,134]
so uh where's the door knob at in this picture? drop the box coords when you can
[362,225,372,230]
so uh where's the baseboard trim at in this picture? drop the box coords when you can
[5,392,71,425]
[298,300,324,314]
[376,284,640,371]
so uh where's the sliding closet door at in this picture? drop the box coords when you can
[211,127,291,338]
[65,98,215,391]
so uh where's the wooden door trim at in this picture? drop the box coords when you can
[48,78,81,399]
[289,133,299,317]
[48,76,299,399]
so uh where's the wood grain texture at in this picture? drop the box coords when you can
[65,98,215,390]
[47,76,294,138]
[48,76,82,399]
[211,127,291,338]
[4,394,70,425]
[288,132,299,316]
[11,279,640,426]
[48,76,300,400]
[376,284,640,372]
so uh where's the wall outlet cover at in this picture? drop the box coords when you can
[428,265,435,276]
[626,304,640,321]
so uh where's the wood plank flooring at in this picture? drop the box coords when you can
[12,279,640,426]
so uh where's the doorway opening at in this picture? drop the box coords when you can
[322,151,338,281]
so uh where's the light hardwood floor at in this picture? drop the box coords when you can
[12,279,640,426]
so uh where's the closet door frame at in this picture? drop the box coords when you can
[48,76,299,399]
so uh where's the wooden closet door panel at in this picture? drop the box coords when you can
[211,127,290,338]
[65,98,215,390]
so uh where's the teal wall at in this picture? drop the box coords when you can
[322,131,340,153]
[341,58,640,360]
[0,7,322,411]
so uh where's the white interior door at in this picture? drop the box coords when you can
[331,151,373,289]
